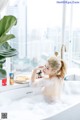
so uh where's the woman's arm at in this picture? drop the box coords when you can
[31,69,37,83]
[31,66,44,83]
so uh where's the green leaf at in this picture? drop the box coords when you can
[0,68,6,79]
[0,50,17,57]
[0,15,17,36]
[0,56,6,64]
[0,42,12,51]
[0,34,15,45]
[0,42,18,58]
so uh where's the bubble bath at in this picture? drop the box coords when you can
[0,81,80,120]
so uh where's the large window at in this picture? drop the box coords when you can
[2,0,80,77]
[72,4,80,68]
[5,0,63,73]
[64,3,80,68]
[27,0,63,58]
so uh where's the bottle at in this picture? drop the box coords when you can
[2,78,7,86]
[9,73,14,85]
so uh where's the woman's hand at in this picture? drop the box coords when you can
[31,66,44,82]
[33,66,44,72]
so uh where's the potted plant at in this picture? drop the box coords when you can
[0,15,18,79]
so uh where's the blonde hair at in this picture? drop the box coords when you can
[48,57,67,78]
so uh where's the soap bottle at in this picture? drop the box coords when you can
[9,72,14,85]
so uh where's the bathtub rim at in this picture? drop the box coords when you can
[43,102,80,120]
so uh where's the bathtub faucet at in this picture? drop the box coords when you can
[61,44,66,59]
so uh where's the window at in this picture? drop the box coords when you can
[27,0,63,58]
[1,0,80,85]
[64,3,80,68]
[6,0,64,74]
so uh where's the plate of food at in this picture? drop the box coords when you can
[14,75,30,84]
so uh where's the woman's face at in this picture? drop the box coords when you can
[43,62,55,76]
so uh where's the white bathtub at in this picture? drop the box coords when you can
[45,103,80,120]
[65,68,80,81]
[64,74,80,81]
[0,81,80,120]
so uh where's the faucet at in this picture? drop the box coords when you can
[61,44,66,59]
[54,51,59,57]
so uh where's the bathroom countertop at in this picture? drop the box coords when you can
[0,82,30,92]
[0,72,31,92]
